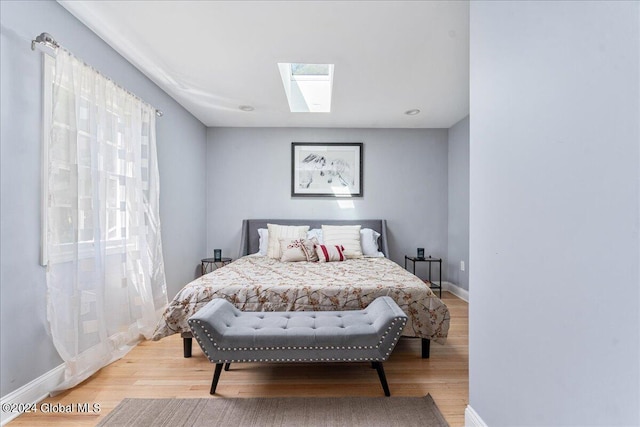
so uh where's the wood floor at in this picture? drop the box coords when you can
[9,292,468,426]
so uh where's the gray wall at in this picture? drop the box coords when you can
[469,1,639,425]
[206,127,449,274]
[447,115,469,291]
[0,0,207,397]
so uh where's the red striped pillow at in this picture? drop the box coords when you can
[315,244,346,262]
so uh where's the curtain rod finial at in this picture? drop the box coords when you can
[31,32,59,51]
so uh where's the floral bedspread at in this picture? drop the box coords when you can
[152,256,450,344]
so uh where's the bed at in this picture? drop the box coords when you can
[152,219,450,358]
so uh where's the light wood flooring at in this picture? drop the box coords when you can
[9,292,468,426]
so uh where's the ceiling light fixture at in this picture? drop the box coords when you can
[239,105,254,112]
[404,109,421,116]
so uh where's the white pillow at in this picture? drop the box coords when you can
[266,224,310,259]
[307,228,323,243]
[361,228,384,257]
[256,228,268,256]
[322,225,363,259]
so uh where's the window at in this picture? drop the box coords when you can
[40,55,55,265]
[278,62,334,113]
[41,53,154,265]
[290,63,331,76]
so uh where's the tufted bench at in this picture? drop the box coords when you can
[188,296,408,396]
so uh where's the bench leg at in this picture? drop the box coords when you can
[421,338,431,359]
[224,362,231,371]
[372,362,391,397]
[210,363,224,395]
[183,337,192,358]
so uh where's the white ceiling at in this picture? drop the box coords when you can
[58,1,469,129]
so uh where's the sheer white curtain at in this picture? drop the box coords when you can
[46,50,167,391]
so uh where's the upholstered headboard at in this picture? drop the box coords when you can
[239,219,389,258]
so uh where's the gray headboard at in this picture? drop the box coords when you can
[239,219,389,258]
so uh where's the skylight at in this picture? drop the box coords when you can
[291,63,330,76]
[278,63,334,113]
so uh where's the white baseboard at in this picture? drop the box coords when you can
[465,405,488,427]
[442,281,469,302]
[0,364,65,426]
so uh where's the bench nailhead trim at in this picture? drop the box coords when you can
[189,318,407,351]
[189,315,407,363]
[188,316,408,364]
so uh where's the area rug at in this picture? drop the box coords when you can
[96,394,449,427]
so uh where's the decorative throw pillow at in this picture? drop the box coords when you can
[279,237,320,262]
[322,225,363,258]
[360,228,384,257]
[266,224,310,259]
[279,239,308,262]
[315,244,346,262]
[302,237,320,262]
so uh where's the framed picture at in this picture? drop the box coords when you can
[291,142,363,197]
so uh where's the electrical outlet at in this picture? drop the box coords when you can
[460,261,465,272]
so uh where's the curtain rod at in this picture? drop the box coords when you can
[31,32,164,118]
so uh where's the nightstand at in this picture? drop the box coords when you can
[201,257,232,275]
[404,255,442,298]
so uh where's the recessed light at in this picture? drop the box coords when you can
[239,105,254,112]
[405,109,421,116]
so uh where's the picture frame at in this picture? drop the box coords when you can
[291,142,363,197]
